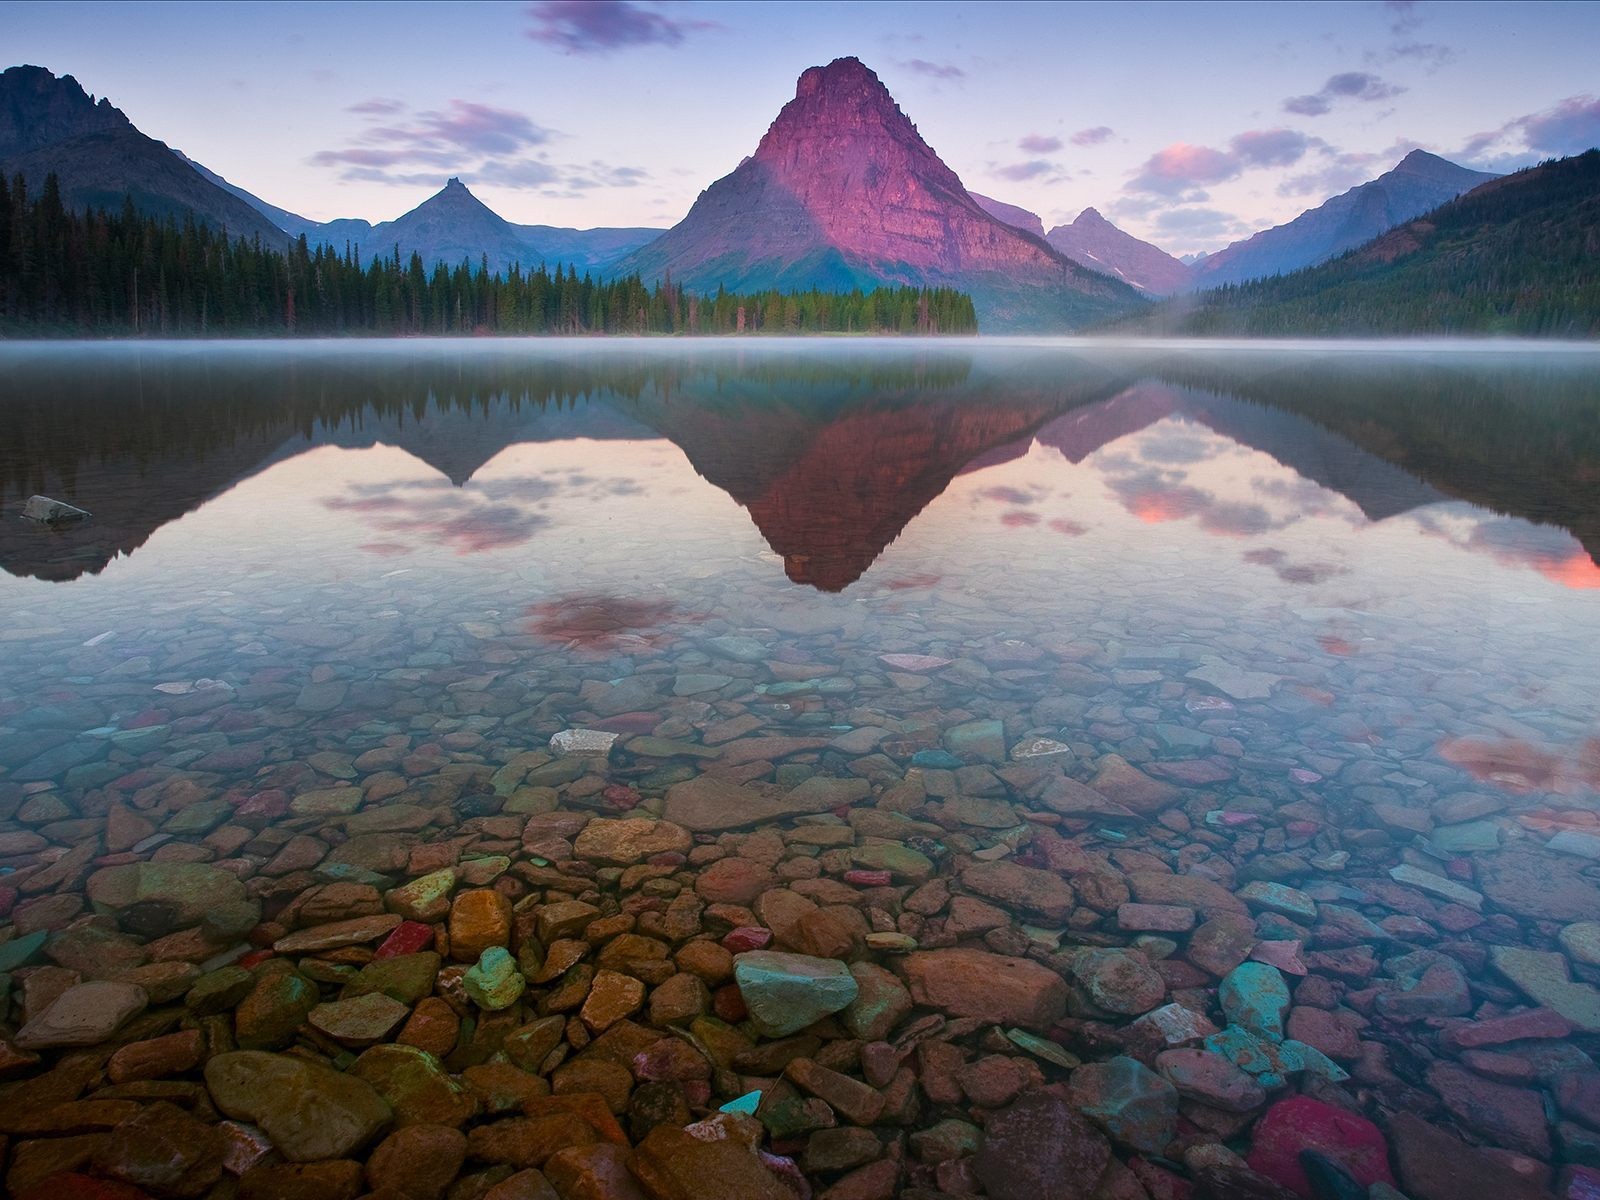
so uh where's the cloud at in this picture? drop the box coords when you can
[899,58,965,80]
[1458,94,1600,166]
[313,97,648,194]
[993,159,1057,182]
[1127,129,1322,195]
[1151,207,1250,239]
[1072,126,1115,147]
[1284,71,1406,117]
[1019,134,1063,154]
[525,1,715,54]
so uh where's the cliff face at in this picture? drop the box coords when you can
[616,58,1143,330]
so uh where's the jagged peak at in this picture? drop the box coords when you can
[1076,206,1111,225]
[445,176,465,189]
[795,56,881,96]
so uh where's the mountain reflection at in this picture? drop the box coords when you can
[0,343,1596,591]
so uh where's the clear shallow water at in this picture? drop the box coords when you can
[3,338,1600,1194]
[2,339,1597,807]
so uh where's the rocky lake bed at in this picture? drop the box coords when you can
[1,341,1599,1200]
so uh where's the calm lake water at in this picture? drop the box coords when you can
[2,338,1600,1194]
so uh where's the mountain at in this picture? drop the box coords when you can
[510,223,664,275]
[177,151,324,238]
[613,57,1144,331]
[1046,208,1193,296]
[1188,150,1498,288]
[0,65,288,246]
[969,193,1046,238]
[1128,150,1600,337]
[363,177,538,275]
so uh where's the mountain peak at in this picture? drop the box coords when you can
[1075,207,1110,225]
[795,56,879,96]
[446,176,465,189]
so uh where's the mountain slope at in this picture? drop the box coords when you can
[177,152,324,237]
[1189,150,1498,288]
[969,193,1046,238]
[614,57,1144,331]
[0,65,288,245]
[1130,150,1600,337]
[1047,208,1193,296]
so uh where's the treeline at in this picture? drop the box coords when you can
[1126,150,1600,338]
[0,174,978,336]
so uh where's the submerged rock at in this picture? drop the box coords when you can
[22,494,91,523]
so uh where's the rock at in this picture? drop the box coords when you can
[785,1056,885,1125]
[387,869,458,923]
[1219,962,1290,1041]
[1156,1048,1266,1112]
[87,862,247,931]
[1245,1096,1395,1198]
[23,495,90,523]
[92,1101,225,1198]
[961,860,1075,922]
[350,1044,477,1128]
[972,1085,1112,1200]
[107,1030,205,1084]
[1389,1111,1551,1200]
[206,1050,392,1161]
[1088,756,1181,816]
[664,776,803,833]
[366,1125,469,1200]
[1067,1056,1178,1155]
[944,719,1006,763]
[236,968,319,1050]
[1073,949,1166,1016]
[734,951,859,1037]
[274,913,402,954]
[902,948,1068,1029]
[573,818,692,866]
[581,970,646,1032]
[695,857,776,905]
[465,946,527,1011]
[543,1142,647,1199]
[449,889,512,962]
[1489,945,1600,1033]
[550,729,619,756]
[631,1115,793,1200]
[1427,1061,1551,1159]
[1186,659,1279,700]
[309,993,412,1046]
[344,951,442,1006]
[1478,847,1600,922]
[1560,922,1600,967]
[841,962,913,1042]
[1388,864,1483,910]
[15,981,147,1049]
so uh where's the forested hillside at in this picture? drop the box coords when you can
[1128,150,1600,337]
[0,174,978,336]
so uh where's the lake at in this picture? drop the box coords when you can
[1,338,1599,1197]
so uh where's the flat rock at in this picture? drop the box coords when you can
[1389,1111,1551,1200]
[1088,756,1181,816]
[961,860,1075,922]
[573,818,692,866]
[734,951,859,1037]
[86,862,247,930]
[206,1050,392,1161]
[972,1084,1111,1200]
[1478,847,1600,921]
[15,980,147,1049]
[1489,945,1600,1033]
[902,948,1067,1029]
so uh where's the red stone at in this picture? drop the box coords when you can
[375,920,435,960]
[596,712,660,734]
[234,790,289,819]
[0,886,17,919]
[1444,1007,1572,1050]
[844,870,893,887]
[602,785,642,810]
[712,983,748,1023]
[237,949,275,969]
[722,926,772,953]
[1245,1096,1395,1198]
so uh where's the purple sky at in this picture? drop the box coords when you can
[8,0,1599,253]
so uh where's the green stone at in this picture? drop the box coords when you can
[850,843,935,882]
[87,862,248,929]
[1490,944,1600,1033]
[236,970,319,1050]
[0,931,47,973]
[1220,962,1290,1041]
[186,965,254,1015]
[1236,882,1317,923]
[942,719,1006,763]
[464,947,526,1010]
[734,951,859,1038]
[290,787,364,816]
[1006,1028,1081,1069]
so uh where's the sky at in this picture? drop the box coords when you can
[7,0,1600,255]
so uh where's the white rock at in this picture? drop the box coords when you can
[22,494,91,523]
[550,728,619,756]
[1010,737,1074,761]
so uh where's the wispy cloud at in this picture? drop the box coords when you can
[993,159,1056,182]
[1284,71,1406,117]
[898,58,965,80]
[1458,94,1600,166]
[312,97,648,194]
[1018,134,1062,154]
[525,1,716,55]
[1071,126,1115,146]
[1126,129,1324,196]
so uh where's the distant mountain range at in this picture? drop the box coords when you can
[4,59,1592,334]
[1124,150,1600,337]
[1187,150,1498,288]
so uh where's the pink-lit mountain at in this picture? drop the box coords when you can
[614,58,1142,331]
